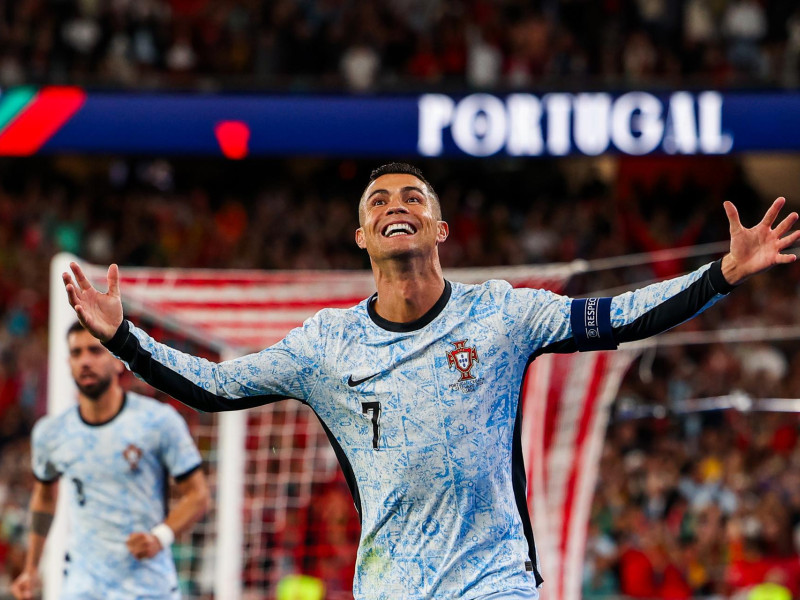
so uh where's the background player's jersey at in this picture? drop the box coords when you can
[105,260,733,600]
[31,392,202,599]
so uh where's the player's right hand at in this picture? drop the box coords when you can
[10,568,40,600]
[126,531,163,559]
[62,262,123,342]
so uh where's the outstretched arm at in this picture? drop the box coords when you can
[720,197,799,285]
[531,199,800,355]
[62,261,321,412]
[610,198,799,345]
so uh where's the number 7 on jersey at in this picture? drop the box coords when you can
[361,401,381,449]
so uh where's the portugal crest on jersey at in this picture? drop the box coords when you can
[123,444,143,472]
[447,340,479,381]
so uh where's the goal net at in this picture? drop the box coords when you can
[47,252,628,600]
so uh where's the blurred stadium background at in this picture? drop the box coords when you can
[2,1,800,599]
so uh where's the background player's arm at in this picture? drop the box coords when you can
[127,469,209,560]
[10,480,58,600]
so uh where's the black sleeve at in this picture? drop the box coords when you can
[102,320,292,413]
[612,258,734,344]
[540,259,736,355]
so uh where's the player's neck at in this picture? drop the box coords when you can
[370,256,446,323]
[78,385,125,425]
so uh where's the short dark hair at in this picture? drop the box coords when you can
[67,321,86,339]
[361,162,441,222]
[369,163,434,191]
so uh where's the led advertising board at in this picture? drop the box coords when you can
[0,87,795,157]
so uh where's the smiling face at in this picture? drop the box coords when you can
[355,173,448,262]
[68,329,123,401]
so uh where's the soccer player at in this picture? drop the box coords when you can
[10,322,210,600]
[63,164,799,600]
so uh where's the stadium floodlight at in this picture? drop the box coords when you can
[48,251,633,600]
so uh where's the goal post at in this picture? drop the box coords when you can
[44,253,77,600]
[215,392,245,600]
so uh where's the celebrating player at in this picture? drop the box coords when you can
[11,322,210,600]
[63,163,799,600]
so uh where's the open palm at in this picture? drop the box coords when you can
[62,262,123,341]
[724,198,800,285]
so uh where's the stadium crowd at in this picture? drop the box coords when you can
[0,0,799,91]
[0,154,799,599]
[1,0,799,598]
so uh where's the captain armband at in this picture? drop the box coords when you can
[570,297,618,352]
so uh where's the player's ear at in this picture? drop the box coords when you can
[436,221,449,244]
[355,227,366,249]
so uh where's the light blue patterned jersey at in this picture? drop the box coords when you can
[104,260,734,600]
[31,392,202,599]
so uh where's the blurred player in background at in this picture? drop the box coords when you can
[63,163,799,600]
[10,322,210,600]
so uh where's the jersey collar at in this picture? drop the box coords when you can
[78,393,127,427]
[367,280,452,332]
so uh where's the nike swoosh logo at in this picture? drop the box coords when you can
[347,373,378,387]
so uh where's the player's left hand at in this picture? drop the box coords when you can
[126,532,163,560]
[722,197,800,285]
